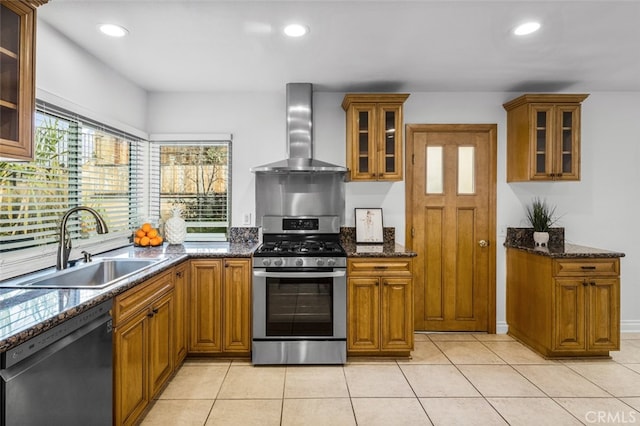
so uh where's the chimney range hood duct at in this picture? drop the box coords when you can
[250,83,348,173]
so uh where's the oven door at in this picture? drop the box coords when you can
[252,268,346,340]
[252,267,347,364]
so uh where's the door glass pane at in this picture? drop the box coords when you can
[358,111,369,173]
[536,111,547,174]
[458,146,475,194]
[384,111,396,173]
[266,277,333,336]
[426,146,443,194]
[562,111,573,173]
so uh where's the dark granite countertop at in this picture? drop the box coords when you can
[342,241,417,258]
[505,242,625,259]
[0,241,258,353]
[504,227,625,259]
[1,224,419,353]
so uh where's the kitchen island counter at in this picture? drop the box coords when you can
[0,241,258,353]
[504,227,625,259]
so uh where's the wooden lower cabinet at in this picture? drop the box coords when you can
[507,248,620,357]
[189,258,251,355]
[113,269,175,426]
[347,258,413,356]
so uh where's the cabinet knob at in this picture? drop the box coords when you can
[176,271,184,278]
[478,240,490,248]
[582,279,589,286]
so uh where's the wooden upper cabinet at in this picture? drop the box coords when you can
[503,94,589,182]
[0,0,46,161]
[342,93,409,181]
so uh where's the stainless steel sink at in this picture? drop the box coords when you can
[1,258,166,289]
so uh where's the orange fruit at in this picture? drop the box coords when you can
[147,229,158,239]
[150,236,162,246]
[135,229,146,238]
[134,237,141,245]
[141,223,153,233]
[139,236,150,246]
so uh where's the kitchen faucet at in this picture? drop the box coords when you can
[57,206,108,270]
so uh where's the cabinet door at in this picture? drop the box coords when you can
[376,103,404,181]
[148,291,174,398]
[347,104,377,180]
[553,105,581,180]
[0,1,36,160]
[347,277,380,352]
[189,259,223,353]
[553,279,586,351]
[223,259,252,353]
[173,262,188,364]
[587,279,619,350]
[114,310,148,426]
[381,277,413,351]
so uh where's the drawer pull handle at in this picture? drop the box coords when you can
[580,266,597,270]
[374,266,388,270]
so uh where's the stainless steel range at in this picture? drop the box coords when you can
[252,215,347,365]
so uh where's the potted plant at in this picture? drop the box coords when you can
[525,197,557,247]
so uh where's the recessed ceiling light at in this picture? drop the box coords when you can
[98,23,129,38]
[514,21,541,36]
[283,24,309,38]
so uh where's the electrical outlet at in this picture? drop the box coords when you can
[242,213,251,226]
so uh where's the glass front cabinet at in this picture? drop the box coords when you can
[0,0,45,161]
[342,93,409,181]
[503,94,589,182]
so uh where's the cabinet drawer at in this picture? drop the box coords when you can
[348,259,412,276]
[553,258,619,277]
[114,269,174,325]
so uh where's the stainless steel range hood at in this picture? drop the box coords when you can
[251,83,348,173]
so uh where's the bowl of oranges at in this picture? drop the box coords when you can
[133,223,164,247]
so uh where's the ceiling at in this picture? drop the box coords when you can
[38,0,640,93]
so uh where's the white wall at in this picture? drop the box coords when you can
[36,21,147,136]
[36,18,639,331]
[147,91,640,332]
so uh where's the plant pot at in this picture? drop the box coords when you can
[533,231,549,247]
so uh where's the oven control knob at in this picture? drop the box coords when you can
[316,258,325,266]
[327,258,336,266]
[262,258,272,266]
[274,258,284,266]
[295,258,304,267]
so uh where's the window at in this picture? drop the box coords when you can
[0,102,142,278]
[151,138,231,241]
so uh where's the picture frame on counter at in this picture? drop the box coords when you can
[355,208,384,244]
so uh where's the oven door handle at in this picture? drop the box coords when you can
[253,270,346,279]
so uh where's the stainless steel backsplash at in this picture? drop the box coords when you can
[255,173,345,225]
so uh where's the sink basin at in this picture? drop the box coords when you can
[1,258,165,289]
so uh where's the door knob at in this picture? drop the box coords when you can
[478,240,490,248]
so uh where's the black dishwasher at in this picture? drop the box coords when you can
[1,299,113,426]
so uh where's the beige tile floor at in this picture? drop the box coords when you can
[140,332,640,425]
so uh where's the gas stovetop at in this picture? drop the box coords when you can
[254,239,345,257]
[253,234,347,268]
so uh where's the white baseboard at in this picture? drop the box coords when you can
[496,321,509,334]
[621,320,640,333]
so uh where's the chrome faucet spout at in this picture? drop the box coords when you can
[56,206,109,270]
